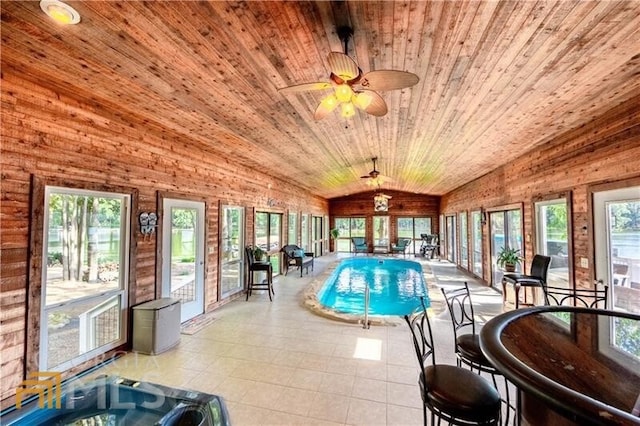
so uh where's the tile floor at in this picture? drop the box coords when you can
[94,254,511,425]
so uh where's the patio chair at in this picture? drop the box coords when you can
[419,234,439,259]
[351,237,368,255]
[281,244,314,277]
[390,238,411,257]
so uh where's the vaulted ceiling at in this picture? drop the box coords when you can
[2,1,639,198]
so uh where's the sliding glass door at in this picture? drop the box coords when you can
[490,208,523,288]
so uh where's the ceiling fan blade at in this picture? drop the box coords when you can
[278,82,332,94]
[327,52,360,82]
[355,90,387,116]
[360,70,419,91]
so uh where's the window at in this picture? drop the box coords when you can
[220,205,244,298]
[459,212,469,270]
[446,215,457,263]
[288,212,298,245]
[490,207,523,288]
[535,198,571,288]
[301,214,310,251]
[41,187,130,370]
[397,217,432,254]
[471,210,483,277]
[255,211,282,275]
[334,217,365,252]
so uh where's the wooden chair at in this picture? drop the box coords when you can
[390,238,411,257]
[245,246,273,301]
[280,245,314,277]
[405,297,501,426]
[502,254,551,308]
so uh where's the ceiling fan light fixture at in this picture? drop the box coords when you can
[341,102,355,118]
[319,94,339,112]
[353,92,373,110]
[335,84,353,103]
[40,0,81,25]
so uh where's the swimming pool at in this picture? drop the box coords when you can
[316,257,429,316]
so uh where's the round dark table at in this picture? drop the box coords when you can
[480,306,640,426]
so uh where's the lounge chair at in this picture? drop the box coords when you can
[390,238,411,257]
[351,237,368,255]
[281,245,314,277]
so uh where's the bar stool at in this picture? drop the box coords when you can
[245,246,273,301]
[441,282,517,424]
[502,255,551,308]
[404,297,501,426]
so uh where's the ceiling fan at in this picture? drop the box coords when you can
[278,26,419,120]
[361,157,391,185]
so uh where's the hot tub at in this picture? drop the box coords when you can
[1,375,229,425]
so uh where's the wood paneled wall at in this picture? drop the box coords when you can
[441,97,640,287]
[0,73,328,405]
[329,190,440,248]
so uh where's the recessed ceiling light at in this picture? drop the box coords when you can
[40,0,80,25]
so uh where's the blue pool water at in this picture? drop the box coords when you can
[317,258,429,316]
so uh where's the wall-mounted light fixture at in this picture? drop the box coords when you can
[480,208,487,225]
[40,0,81,25]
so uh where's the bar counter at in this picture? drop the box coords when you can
[480,306,640,426]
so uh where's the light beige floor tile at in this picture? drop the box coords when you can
[351,377,387,402]
[346,397,387,426]
[387,364,418,385]
[386,403,423,426]
[271,387,316,416]
[325,356,358,375]
[307,392,350,424]
[213,377,254,403]
[288,368,325,391]
[387,382,422,409]
[239,381,286,409]
[318,372,355,396]
[356,359,388,381]
[224,401,273,426]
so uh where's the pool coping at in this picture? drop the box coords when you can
[301,256,434,327]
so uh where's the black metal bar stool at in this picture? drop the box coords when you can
[245,246,273,301]
[441,282,518,425]
[404,297,501,426]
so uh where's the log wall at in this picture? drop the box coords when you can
[441,97,640,289]
[0,73,328,405]
[329,190,440,252]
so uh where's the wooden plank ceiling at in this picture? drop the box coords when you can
[2,1,639,198]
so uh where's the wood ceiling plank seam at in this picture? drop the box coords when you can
[413,0,468,175]
[145,3,283,129]
[459,1,630,152]
[403,1,444,173]
[421,1,485,168]
[440,1,581,161]
[409,0,470,175]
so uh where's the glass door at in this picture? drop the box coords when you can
[490,208,523,288]
[535,198,571,288]
[594,186,640,313]
[301,214,310,251]
[446,215,456,263]
[312,215,323,256]
[220,205,244,298]
[162,199,205,323]
[459,212,468,270]
[471,210,483,277]
[373,216,390,253]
